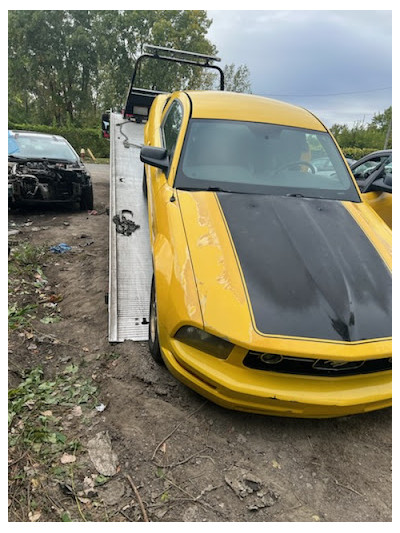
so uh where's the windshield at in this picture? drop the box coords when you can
[175,119,360,201]
[8,132,79,162]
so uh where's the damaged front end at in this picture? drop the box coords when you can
[8,158,93,209]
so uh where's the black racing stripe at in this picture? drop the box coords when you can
[217,194,392,342]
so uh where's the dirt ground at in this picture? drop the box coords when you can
[8,163,392,523]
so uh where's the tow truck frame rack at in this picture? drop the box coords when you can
[124,44,224,120]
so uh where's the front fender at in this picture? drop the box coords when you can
[152,184,203,341]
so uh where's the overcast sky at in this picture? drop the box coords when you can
[207,10,392,128]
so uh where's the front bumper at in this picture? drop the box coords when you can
[160,339,392,418]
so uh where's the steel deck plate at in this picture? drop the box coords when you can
[108,113,152,342]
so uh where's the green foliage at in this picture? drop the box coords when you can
[222,64,252,93]
[340,147,381,160]
[8,122,110,158]
[95,475,110,486]
[9,242,47,270]
[8,10,217,126]
[8,243,49,329]
[8,304,37,330]
[331,107,391,152]
[8,365,97,459]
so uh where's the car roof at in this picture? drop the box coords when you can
[184,90,326,132]
[9,130,67,142]
[360,149,392,156]
[351,150,392,167]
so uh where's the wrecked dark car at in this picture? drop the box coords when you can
[8,130,93,210]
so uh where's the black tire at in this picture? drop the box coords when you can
[142,169,148,198]
[80,183,94,210]
[148,276,164,365]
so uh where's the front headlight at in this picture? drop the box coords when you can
[174,326,233,360]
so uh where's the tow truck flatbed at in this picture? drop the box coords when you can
[108,113,152,341]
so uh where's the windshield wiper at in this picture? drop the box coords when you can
[285,193,305,198]
[206,186,234,193]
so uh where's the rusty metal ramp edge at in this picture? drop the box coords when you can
[108,112,152,342]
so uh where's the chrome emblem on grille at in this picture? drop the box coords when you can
[312,359,365,371]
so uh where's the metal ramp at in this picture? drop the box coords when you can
[108,112,152,342]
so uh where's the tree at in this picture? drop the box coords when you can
[8,10,217,126]
[330,107,392,151]
[223,64,252,93]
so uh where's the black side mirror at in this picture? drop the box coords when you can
[140,146,169,171]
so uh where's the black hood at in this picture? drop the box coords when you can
[217,194,392,342]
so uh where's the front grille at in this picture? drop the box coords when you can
[243,351,392,377]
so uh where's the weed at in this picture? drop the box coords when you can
[8,303,37,330]
[10,242,47,270]
[8,365,98,468]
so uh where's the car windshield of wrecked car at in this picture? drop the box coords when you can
[175,119,360,201]
[8,133,79,162]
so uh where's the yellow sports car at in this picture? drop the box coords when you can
[140,91,392,418]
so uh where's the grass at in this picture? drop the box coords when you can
[9,242,47,271]
[8,365,99,522]
[9,364,98,454]
[8,303,37,330]
[8,242,56,330]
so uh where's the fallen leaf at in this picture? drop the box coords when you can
[31,478,40,490]
[60,453,76,464]
[271,460,281,470]
[28,511,41,522]
[83,347,89,352]
[72,406,82,416]
[83,476,95,489]
[41,410,53,417]
[312,515,321,521]
[78,496,91,504]
[40,316,61,324]
[49,294,63,303]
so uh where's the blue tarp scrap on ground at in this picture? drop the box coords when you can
[49,243,72,254]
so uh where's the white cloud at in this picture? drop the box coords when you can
[207,10,392,127]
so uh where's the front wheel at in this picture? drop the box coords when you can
[148,276,164,365]
[80,183,94,210]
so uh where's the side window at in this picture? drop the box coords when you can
[161,100,183,165]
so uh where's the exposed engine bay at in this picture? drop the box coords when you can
[8,159,92,208]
